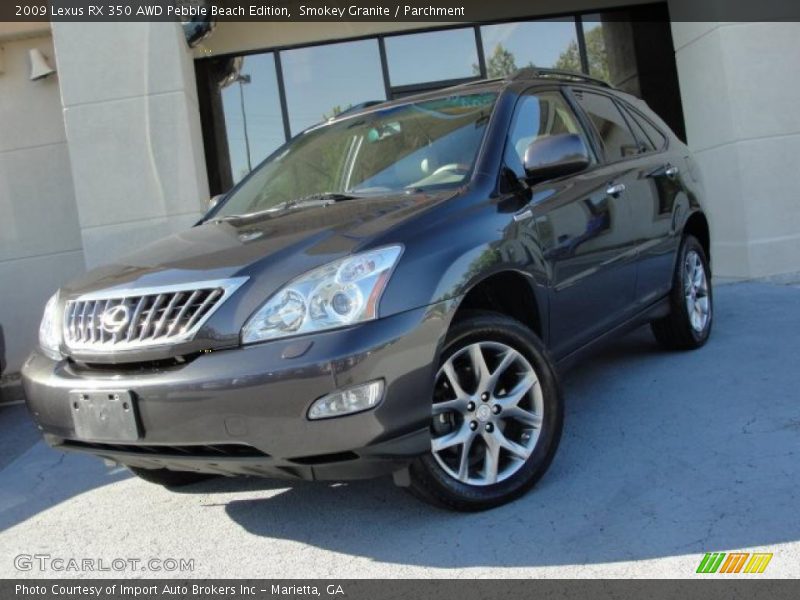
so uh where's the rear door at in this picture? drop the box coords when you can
[615,100,687,305]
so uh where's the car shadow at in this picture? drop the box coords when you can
[217,285,800,567]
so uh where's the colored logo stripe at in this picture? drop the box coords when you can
[719,553,749,573]
[696,552,773,574]
[697,553,726,573]
[744,553,773,573]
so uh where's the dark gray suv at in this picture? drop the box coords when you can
[22,69,712,510]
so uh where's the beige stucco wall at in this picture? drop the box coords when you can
[671,22,800,279]
[52,21,209,270]
[0,33,85,373]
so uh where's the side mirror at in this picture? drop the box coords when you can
[208,194,225,211]
[523,133,590,184]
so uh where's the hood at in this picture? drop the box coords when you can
[63,190,454,298]
[57,190,456,363]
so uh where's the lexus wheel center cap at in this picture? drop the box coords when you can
[476,404,492,422]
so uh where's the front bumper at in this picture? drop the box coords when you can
[22,303,452,481]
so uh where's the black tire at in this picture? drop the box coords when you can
[128,466,213,488]
[409,312,564,511]
[651,234,713,350]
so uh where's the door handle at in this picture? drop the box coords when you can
[606,183,626,197]
[665,165,679,178]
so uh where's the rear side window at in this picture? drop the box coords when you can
[623,104,668,152]
[573,91,639,161]
[504,91,590,178]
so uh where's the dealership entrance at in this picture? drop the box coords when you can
[195,3,684,195]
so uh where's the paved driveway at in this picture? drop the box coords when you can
[0,282,798,578]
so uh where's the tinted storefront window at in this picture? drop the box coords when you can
[281,39,386,136]
[385,28,479,86]
[580,15,611,82]
[221,53,284,184]
[480,20,579,76]
[200,9,684,194]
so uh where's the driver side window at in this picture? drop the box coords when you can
[504,91,590,179]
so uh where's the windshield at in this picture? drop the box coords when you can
[213,92,497,218]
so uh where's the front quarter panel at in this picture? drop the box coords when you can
[378,183,547,321]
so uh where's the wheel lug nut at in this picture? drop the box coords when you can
[492,404,501,414]
[469,421,478,431]
[466,401,475,411]
[481,393,489,402]
[485,423,494,433]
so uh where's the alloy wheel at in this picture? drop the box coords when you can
[684,249,710,332]
[430,341,544,486]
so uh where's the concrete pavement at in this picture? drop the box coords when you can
[0,282,798,578]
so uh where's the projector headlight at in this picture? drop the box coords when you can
[242,245,402,344]
[38,292,63,361]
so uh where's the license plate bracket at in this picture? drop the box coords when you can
[70,390,140,442]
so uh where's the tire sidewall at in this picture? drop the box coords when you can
[414,313,564,509]
[675,236,713,345]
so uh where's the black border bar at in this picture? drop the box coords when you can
[5,579,800,600]
[5,0,800,22]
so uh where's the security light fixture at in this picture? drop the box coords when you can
[29,48,55,81]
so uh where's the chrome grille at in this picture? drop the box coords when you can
[63,278,248,352]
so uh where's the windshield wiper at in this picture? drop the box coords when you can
[283,192,358,209]
[208,192,359,224]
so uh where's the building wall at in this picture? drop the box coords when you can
[51,21,209,270]
[0,34,85,373]
[671,21,800,279]
[1,23,210,374]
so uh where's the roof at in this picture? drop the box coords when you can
[323,68,615,126]
[505,67,614,89]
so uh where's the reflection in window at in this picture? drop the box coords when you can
[385,28,479,86]
[579,15,610,82]
[214,93,497,219]
[221,53,284,184]
[281,40,385,136]
[480,20,578,77]
[574,91,639,160]
[504,92,586,178]
[626,106,667,150]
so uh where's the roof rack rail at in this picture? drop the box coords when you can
[509,67,614,89]
[454,76,505,89]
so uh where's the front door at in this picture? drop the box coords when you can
[502,88,640,358]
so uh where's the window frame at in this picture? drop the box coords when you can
[616,99,670,154]
[566,86,644,166]
[502,85,599,181]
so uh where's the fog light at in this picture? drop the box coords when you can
[308,380,384,420]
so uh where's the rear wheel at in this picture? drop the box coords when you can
[409,313,563,511]
[651,234,713,350]
[128,466,213,488]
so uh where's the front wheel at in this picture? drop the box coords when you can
[651,234,713,350]
[409,313,564,511]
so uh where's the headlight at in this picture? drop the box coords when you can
[242,245,402,344]
[38,292,62,360]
